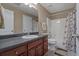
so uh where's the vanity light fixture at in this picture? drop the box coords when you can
[24,3,37,5]
[24,3,37,9]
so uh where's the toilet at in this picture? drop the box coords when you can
[48,39,57,53]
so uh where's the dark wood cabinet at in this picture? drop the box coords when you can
[28,48,36,56]
[0,36,48,56]
[36,44,43,56]
[28,41,38,50]
[28,39,44,56]
[44,38,48,55]
[0,49,16,56]
[15,45,27,56]
[0,45,27,56]
[28,41,37,56]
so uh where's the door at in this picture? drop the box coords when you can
[51,18,66,49]
[0,8,14,35]
[23,15,32,33]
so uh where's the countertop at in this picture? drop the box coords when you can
[0,34,48,52]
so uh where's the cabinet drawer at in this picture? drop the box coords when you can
[28,41,37,49]
[15,46,26,55]
[1,49,16,56]
[1,45,27,56]
[37,39,43,44]
[28,40,43,49]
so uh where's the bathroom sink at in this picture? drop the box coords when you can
[21,35,39,39]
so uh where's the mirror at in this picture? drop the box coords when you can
[0,3,38,35]
[0,6,4,28]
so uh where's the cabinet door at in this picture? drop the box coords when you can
[36,44,43,56]
[28,40,37,56]
[15,46,27,56]
[0,45,27,56]
[44,39,48,54]
[0,49,16,56]
[28,48,36,56]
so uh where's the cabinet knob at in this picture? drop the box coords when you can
[16,52,18,54]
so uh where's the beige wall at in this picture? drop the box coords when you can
[49,8,75,19]
[1,3,36,33]
[1,3,50,34]
[37,4,50,34]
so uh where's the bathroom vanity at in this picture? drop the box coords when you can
[0,33,48,56]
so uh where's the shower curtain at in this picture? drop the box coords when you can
[64,9,76,55]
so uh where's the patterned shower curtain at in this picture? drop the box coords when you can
[64,9,76,54]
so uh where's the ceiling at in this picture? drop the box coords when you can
[41,3,76,13]
[13,3,38,16]
[2,3,38,17]
[2,3,76,17]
